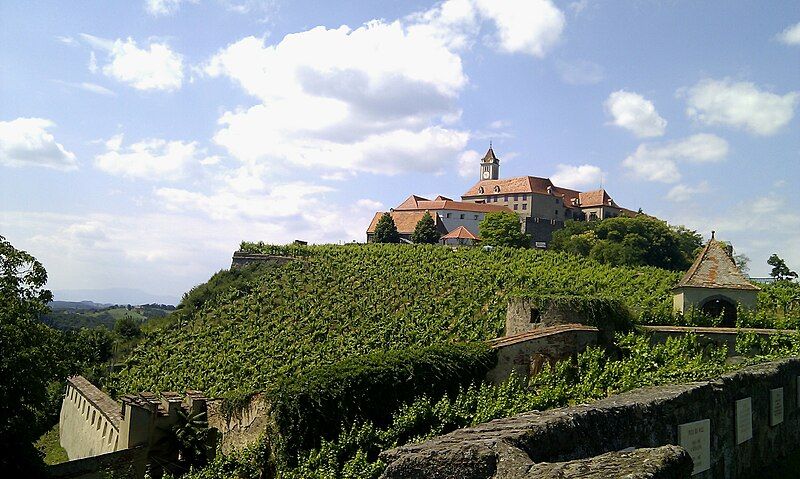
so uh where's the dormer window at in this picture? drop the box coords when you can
[493,186,500,193]
[478,186,484,194]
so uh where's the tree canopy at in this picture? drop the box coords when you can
[549,216,702,271]
[0,236,64,473]
[373,213,400,244]
[412,212,440,244]
[768,254,798,281]
[478,212,529,248]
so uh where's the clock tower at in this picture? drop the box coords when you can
[480,145,499,180]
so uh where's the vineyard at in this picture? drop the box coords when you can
[112,243,679,397]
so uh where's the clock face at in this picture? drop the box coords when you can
[482,170,490,179]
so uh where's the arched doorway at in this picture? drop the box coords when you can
[700,296,737,327]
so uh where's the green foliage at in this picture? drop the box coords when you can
[0,235,63,473]
[768,254,798,281]
[550,216,702,271]
[35,424,68,465]
[263,343,495,466]
[238,241,313,258]
[114,314,142,340]
[113,244,679,398]
[372,213,400,244]
[478,212,529,248]
[279,333,737,478]
[411,212,440,244]
[512,295,635,331]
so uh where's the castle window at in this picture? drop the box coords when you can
[478,186,484,194]
[554,198,558,203]
[521,195,527,201]
[504,195,509,202]
[494,186,500,193]
[514,204,518,210]
[522,204,527,210]
[446,213,451,218]
[460,214,465,219]
[513,194,518,201]
[474,214,479,220]
[555,210,559,215]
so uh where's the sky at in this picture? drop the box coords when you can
[1,0,798,303]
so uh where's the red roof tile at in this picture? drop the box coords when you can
[441,226,479,240]
[676,239,760,291]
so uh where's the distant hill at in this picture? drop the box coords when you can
[49,300,113,311]
[52,288,179,306]
[41,304,176,331]
[113,243,681,397]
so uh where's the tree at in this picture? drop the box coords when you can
[373,213,400,243]
[114,314,142,340]
[412,212,441,244]
[550,217,702,271]
[0,235,66,473]
[768,254,798,281]
[478,212,529,248]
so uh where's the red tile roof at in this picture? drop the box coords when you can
[366,211,446,235]
[577,189,620,208]
[393,195,512,213]
[441,226,479,240]
[675,239,760,291]
[461,176,582,206]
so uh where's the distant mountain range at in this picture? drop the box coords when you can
[51,288,179,306]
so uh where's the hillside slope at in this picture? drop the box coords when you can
[113,244,680,396]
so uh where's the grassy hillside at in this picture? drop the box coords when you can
[112,244,680,397]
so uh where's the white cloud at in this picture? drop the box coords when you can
[0,118,77,170]
[668,194,800,277]
[604,90,667,138]
[550,164,603,189]
[82,34,183,91]
[473,0,564,57]
[665,181,710,202]
[622,133,729,183]
[53,80,115,96]
[56,35,77,46]
[205,21,469,175]
[776,22,800,46]
[569,0,589,15]
[94,134,212,180]
[145,0,197,16]
[458,149,481,178]
[556,59,604,85]
[684,78,799,136]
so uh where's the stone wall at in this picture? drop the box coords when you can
[59,377,123,460]
[485,324,599,384]
[207,393,271,454]
[46,446,147,479]
[379,358,800,479]
[644,325,785,356]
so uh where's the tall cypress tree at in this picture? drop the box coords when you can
[412,212,441,244]
[373,213,400,243]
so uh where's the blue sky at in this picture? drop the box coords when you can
[1,0,798,302]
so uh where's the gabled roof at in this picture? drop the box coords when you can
[396,195,430,210]
[441,226,479,240]
[462,176,581,206]
[482,147,498,163]
[393,195,512,214]
[366,211,446,235]
[577,189,619,208]
[675,239,760,291]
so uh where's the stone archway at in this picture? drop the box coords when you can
[700,296,737,327]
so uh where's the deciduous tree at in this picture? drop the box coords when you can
[478,212,529,248]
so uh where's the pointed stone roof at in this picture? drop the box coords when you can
[482,147,498,163]
[441,226,479,241]
[675,239,760,291]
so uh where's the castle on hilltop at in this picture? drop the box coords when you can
[367,147,635,246]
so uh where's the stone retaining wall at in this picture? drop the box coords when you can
[380,358,800,479]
